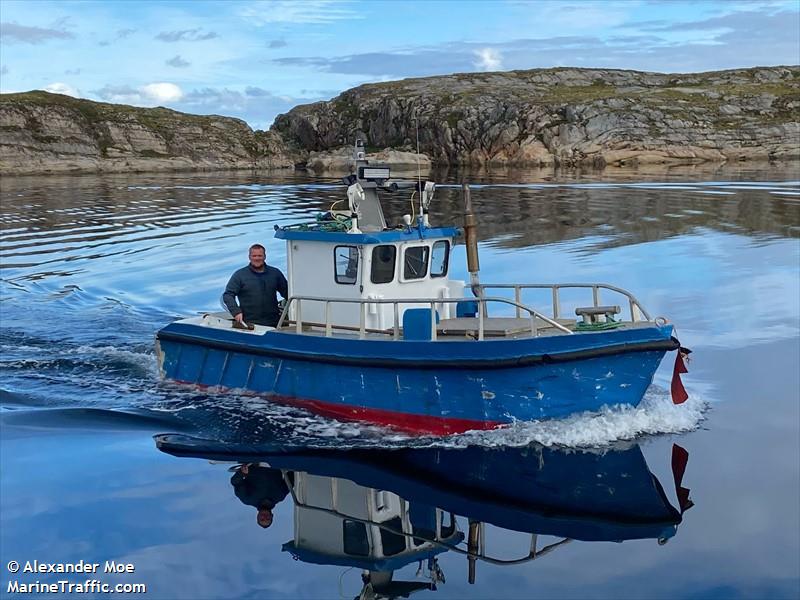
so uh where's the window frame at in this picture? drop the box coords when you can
[333,245,359,285]
[430,240,450,278]
[370,245,397,284]
[401,245,430,281]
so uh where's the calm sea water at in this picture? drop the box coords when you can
[1,165,798,599]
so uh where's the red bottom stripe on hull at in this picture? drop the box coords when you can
[274,394,504,435]
[172,380,503,435]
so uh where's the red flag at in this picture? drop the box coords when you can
[670,346,691,404]
[671,444,694,513]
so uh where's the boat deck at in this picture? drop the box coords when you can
[437,316,576,338]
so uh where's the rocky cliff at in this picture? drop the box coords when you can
[274,66,800,168]
[0,91,295,175]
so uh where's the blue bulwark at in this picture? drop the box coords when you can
[275,226,460,244]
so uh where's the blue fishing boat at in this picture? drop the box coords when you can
[155,140,689,434]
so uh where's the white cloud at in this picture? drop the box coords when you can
[44,82,79,97]
[94,82,184,106]
[171,86,321,129]
[238,0,359,24]
[474,47,503,71]
[141,82,184,102]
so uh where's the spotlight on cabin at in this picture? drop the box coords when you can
[358,165,391,182]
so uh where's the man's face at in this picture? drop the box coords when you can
[257,508,273,529]
[249,248,266,269]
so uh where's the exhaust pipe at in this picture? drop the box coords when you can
[462,183,481,296]
[467,519,480,584]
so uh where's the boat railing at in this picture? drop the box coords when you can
[284,474,571,568]
[275,295,573,340]
[476,282,652,322]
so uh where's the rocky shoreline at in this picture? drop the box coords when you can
[1,66,798,176]
[0,91,295,176]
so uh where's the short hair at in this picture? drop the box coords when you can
[249,244,266,253]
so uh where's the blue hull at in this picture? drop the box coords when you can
[156,324,677,433]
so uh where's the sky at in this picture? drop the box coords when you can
[0,0,798,130]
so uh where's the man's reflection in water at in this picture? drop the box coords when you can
[230,464,293,529]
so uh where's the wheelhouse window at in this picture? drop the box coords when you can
[403,246,429,280]
[334,245,359,285]
[343,520,370,556]
[430,241,450,278]
[379,517,407,556]
[371,245,396,284]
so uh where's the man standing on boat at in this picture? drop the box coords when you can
[223,244,288,328]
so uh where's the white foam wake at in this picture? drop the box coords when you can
[280,386,709,449]
[442,387,708,449]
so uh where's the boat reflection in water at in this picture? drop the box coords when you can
[155,436,694,599]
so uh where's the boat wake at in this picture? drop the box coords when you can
[445,387,707,449]
[144,383,707,450]
[274,386,708,449]
[0,406,189,433]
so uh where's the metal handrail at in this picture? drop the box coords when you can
[476,282,652,322]
[275,294,573,340]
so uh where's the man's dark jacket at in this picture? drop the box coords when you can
[230,466,291,509]
[223,264,288,327]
